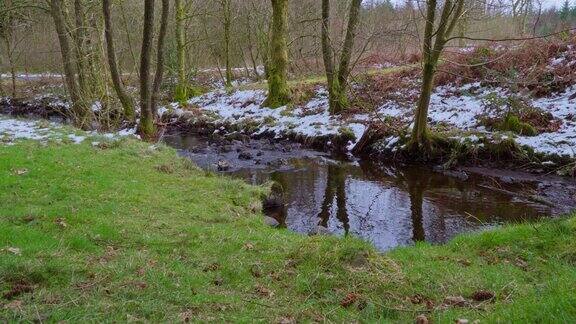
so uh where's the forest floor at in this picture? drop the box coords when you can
[1,137,575,322]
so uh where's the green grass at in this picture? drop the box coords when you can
[1,140,575,322]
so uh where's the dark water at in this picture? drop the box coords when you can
[163,134,576,251]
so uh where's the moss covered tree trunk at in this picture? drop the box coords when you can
[409,0,464,152]
[263,0,290,108]
[411,62,435,146]
[103,0,135,121]
[174,0,189,103]
[138,0,156,139]
[321,0,339,113]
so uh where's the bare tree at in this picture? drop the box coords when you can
[0,0,47,97]
[220,0,233,87]
[103,0,135,120]
[151,0,169,116]
[321,0,363,114]
[72,0,90,98]
[138,0,169,139]
[47,0,91,128]
[263,0,290,108]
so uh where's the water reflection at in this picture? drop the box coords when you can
[164,134,575,251]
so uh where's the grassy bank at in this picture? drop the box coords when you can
[1,140,575,322]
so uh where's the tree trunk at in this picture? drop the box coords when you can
[263,0,290,108]
[321,0,363,114]
[72,0,90,98]
[103,0,135,120]
[411,62,435,146]
[49,0,90,128]
[409,0,464,152]
[119,2,138,76]
[174,0,189,103]
[138,0,156,139]
[337,0,362,92]
[3,37,17,98]
[222,0,233,88]
[151,0,169,117]
[3,0,16,98]
[321,0,338,112]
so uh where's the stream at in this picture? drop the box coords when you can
[168,133,576,251]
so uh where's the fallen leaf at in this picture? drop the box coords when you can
[254,285,274,298]
[277,316,296,324]
[340,292,360,308]
[12,168,28,176]
[250,264,262,278]
[415,314,429,324]
[136,267,146,276]
[243,242,254,250]
[203,263,220,272]
[133,281,148,289]
[471,290,495,301]
[4,300,23,310]
[4,247,21,256]
[147,259,158,267]
[443,295,467,307]
[3,281,34,299]
[179,309,197,322]
[458,259,472,267]
[455,319,469,324]
[514,257,529,270]
[212,276,223,286]
[22,215,35,223]
[55,217,68,228]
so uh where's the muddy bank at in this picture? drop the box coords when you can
[0,96,69,121]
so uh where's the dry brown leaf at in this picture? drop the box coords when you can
[340,292,360,308]
[55,217,68,228]
[4,300,23,310]
[415,314,429,324]
[254,285,274,298]
[12,168,28,176]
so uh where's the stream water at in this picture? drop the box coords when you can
[163,133,576,251]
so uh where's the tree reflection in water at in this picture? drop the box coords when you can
[317,163,349,234]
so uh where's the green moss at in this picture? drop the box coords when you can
[174,84,204,104]
[262,115,278,127]
[498,114,538,136]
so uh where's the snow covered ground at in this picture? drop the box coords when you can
[161,79,575,159]
[517,89,576,157]
[376,83,576,158]
[0,117,57,144]
[164,88,367,150]
[0,73,63,81]
[0,115,138,146]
